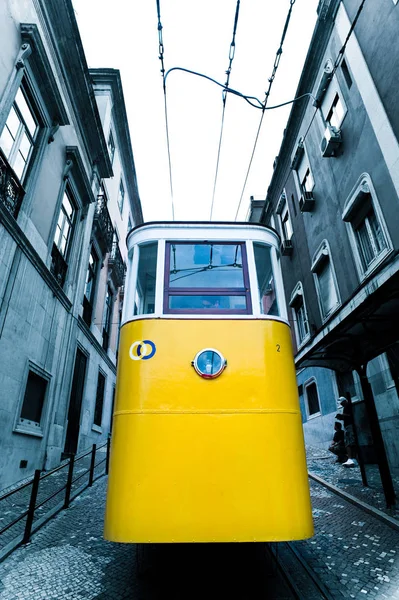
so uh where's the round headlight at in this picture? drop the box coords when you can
[192,348,227,379]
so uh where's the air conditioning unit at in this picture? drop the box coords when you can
[299,191,315,212]
[321,125,342,157]
[280,239,293,256]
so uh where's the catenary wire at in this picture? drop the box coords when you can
[234,0,298,221]
[156,0,175,221]
[210,0,241,221]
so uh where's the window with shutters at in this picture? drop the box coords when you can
[311,240,340,321]
[342,175,391,279]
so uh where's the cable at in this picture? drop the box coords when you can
[156,0,175,221]
[234,0,298,221]
[210,0,241,221]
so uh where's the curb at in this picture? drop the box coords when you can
[308,471,399,532]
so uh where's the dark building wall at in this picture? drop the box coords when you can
[343,0,399,141]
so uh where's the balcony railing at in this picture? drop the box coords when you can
[109,241,126,288]
[0,148,25,218]
[50,243,68,287]
[93,194,113,254]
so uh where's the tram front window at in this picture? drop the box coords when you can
[253,243,279,316]
[165,242,251,314]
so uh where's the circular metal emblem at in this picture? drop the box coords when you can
[129,340,157,361]
[192,348,227,379]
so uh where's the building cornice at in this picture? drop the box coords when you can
[89,68,144,225]
[35,0,113,179]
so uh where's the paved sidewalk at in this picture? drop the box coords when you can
[0,468,399,598]
[0,447,107,555]
[306,445,399,522]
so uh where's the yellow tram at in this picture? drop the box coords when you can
[104,222,313,543]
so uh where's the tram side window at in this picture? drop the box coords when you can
[165,242,251,314]
[135,242,157,315]
[253,243,279,316]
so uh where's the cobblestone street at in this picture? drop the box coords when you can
[1,447,399,599]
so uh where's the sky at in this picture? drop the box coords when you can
[73,0,319,223]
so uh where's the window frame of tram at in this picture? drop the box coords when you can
[163,241,252,314]
[253,242,280,316]
[134,242,158,316]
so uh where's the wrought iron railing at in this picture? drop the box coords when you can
[93,194,113,254]
[109,241,126,288]
[50,243,68,287]
[0,148,25,218]
[0,439,110,562]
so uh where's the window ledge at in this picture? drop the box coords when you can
[14,424,44,438]
[92,424,102,433]
[358,248,393,282]
[307,412,321,420]
[297,334,311,351]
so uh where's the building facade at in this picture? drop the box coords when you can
[256,0,399,504]
[0,0,142,489]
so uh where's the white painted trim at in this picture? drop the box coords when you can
[304,376,322,419]
[271,246,287,321]
[127,223,280,251]
[122,314,290,324]
[155,239,165,316]
[342,173,393,281]
[335,4,399,196]
[311,240,341,322]
[245,240,260,317]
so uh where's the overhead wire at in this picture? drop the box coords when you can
[210,0,241,221]
[156,0,175,221]
[234,0,298,221]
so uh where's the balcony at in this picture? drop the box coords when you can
[109,241,126,288]
[93,194,113,254]
[50,243,68,287]
[0,148,25,218]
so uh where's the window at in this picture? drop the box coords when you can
[103,285,114,351]
[53,190,75,258]
[289,283,310,346]
[311,241,340,321]
[16,363,51,436]
[108,131,115,165]
[50,189,76,286]
[253,242,279,316]
[280,201,293,241]
[135,242,158,315]
[341,59,353,89]
[342,176,391,278]
[305,380,321,417]
[83,248,99,326]
[321,80,347,130]
[0,84,39,181]
[301,168,314,193]
[117,179,124,215]
[164,242,251,314]
[94,371,106,427]
[326,93,346,129]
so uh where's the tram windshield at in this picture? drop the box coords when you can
[164,242,251,314]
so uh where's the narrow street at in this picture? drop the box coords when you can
[1,451,399,599]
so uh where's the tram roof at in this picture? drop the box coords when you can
[127,221,280,244]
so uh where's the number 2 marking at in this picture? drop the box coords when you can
[276,344,281,352]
